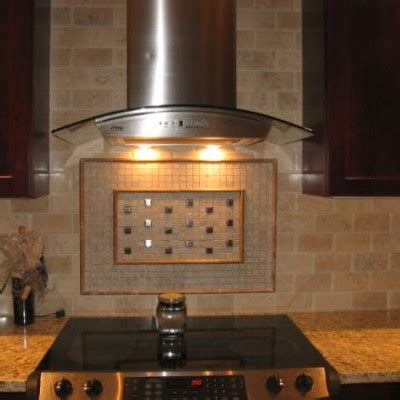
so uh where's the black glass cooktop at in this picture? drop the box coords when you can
[36,315,335,374]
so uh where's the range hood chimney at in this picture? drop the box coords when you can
[52,0,313,147]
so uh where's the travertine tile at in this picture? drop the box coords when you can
[276,12,301,30]
[52,7,72,26]
[0,200,10,214]
[276,51,301,71]
[390,253,400,271]
[47,233,80,255]
[370,272,400,291]
[277,92,300,111]
[237,10,275,30]
[296,194,333,212]
[255,72,294,90]
[333,272,369,292]
[11,197,50,213]
[390,215,400,232]
[91,27,127,48]
[32,214,73,234]
[372,233,400,252]
[278,213,314,232]
[315,214,352,232]
[277,233,295,252]
[354,214,389,232]
[73,7,114,26]
[315,254,351,272]
[51,27,92,48]
[297,233,333,252]
[255,0,292,9]
[73,89,113,108]
[294,273,332,292]
[255,32,295,49]
[237,50,275,70]
[334,199,372,213]
[334,233,370,252]
[115,296,157,316]
[237,31,255,48]
[72,49,113,67]
[373,199,400,213]
[277,253,314,272]
[314,293,352,311]
[44,255,73,274]
[51,68,91,89]
[275,293,313,311]
[353,253,388,272]
[352,293,387,310]
[234,293,274,314]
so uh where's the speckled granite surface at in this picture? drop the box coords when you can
[1,311,400,392]
[0,317,66,392]
[290,310,400,385]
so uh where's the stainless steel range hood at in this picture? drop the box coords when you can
[52,0,313,147]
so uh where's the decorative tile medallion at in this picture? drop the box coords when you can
[80,159,277,294]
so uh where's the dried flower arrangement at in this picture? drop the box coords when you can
[0,226,48,300]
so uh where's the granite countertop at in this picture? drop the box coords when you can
[290,310,400,385]
[0,317,66,392]
[1,311,400,392]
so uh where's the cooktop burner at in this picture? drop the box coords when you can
[28,315,340,400]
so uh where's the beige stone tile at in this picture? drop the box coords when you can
[294,273,332,292]
[391,214,400,232]
[276,273,294,292]
[73,214,80,234]
[51,48,71,67]
[334,199,372,213]
[72,49,113,67]
[11,196,50,213]
[51,89,72,108]
[44,255,73,274]
[73,89,113,108]
[234,293,274,314]
[354,214,389,232]
[0,200,10,214]
[314,293,352,311]
[277,193,295,212]
[113,49,127,66]
[237,31,255,49]
[370,272,400,291]
[315,253,351,272]
[255,72,294,90]
[334,233,370,252]
[113,7,127,26]
[32,214,73,234]
[237,9,275,30]
[255,0,292,9]
[51,110,93,128]
[352,292,387,310]
[249,91,276,113]
[277,92,300,111]
[194,294,235,315]
[277,173,302,192]
[276,51,301,71]
[50,173,72,193]
[277,253,314,273]
[274,293,313,312]
[297,233,333,252]
[51,27,92,48]
[390,253,400,270]
[115,296,157,316]
[51,68,91,89]
[91,27,127,48]
[51,192,79,214]
[315,214,352,232]
[73,7,113,26]
[278,213,314,232]
[237,0,254,7]
[92,0,126,5]
[296,194,333,212]
[255,32,295,49]
[91,68,126,89]
[333,272,369,292]
[36,293,73,316]
[353,253,388,271]
[277,233,295,252]
[237,50,275,70]
[372,199,400,213]
[73,295,115,316]
[237,71,254,91]
[47,233,80,255]
[53,276,80,294]
[276,12,301,30]
[52,7,72,26]
[388,292,400,309]
[0,214,32,235]
[372,233,400,252]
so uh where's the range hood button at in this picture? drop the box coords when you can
[83,378,103,398]
[265,375,284,393]
[54,378,73,398]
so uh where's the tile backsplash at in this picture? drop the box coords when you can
[1,0,400,316]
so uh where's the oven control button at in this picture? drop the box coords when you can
[295,373,314,393]
[84,378,103,398]
[265,375,284,393]
[54,378,73,398]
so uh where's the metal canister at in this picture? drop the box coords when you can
[156,292,187,335]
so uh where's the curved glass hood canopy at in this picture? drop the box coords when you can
[52,0,313,147]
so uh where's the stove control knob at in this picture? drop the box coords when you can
[295,373,314,393]
[265,375,284,393]
[54,378,73,398]
[84,378,103,398]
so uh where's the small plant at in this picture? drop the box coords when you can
[0,226,47,299]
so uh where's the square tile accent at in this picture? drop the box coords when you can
[114,190,243,264]
[81,160,277,294]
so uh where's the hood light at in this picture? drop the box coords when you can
[132,145,160,161]
[199,145,225,161]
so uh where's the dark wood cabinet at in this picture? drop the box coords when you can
[0,0,50,198]
[302,0,400,196]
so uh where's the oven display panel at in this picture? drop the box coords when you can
[124,375,247,400]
